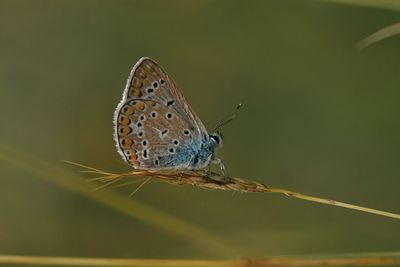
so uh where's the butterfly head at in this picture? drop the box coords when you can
[209,131,223,149]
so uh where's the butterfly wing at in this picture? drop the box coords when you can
[114,57,208,169]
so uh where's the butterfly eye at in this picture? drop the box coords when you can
[210,135,220,144]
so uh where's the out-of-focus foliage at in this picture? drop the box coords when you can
[325,0,400,11]
[0,0,399,261]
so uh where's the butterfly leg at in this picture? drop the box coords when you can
[216,158,229,178]
[210,158,231,183]
[201,156,220,180]
[205,163,212,177]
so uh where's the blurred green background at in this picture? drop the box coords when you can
[0,0,399,261]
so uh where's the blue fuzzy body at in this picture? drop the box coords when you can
[156,136,219,170]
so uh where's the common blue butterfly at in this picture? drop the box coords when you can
[114,57,228,179]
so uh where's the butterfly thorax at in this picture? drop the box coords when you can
[190,133,223,169]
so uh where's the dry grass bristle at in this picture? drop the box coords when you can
[63,160,400,221]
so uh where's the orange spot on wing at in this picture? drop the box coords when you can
[133,89,142,97]
[119,115,130,125]
[120,126,132,135]
[132,78,143,88]
[121,137,133,149]
[138,71,147,79]
[129,151,137,161]
[122,106,135,115]
[135,102,145,110]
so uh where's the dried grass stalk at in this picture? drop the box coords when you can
[65,161,400,221]
[1,253,400,266]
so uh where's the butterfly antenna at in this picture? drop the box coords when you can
[212,103,242,132]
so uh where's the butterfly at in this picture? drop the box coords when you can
[113,57,229,180]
